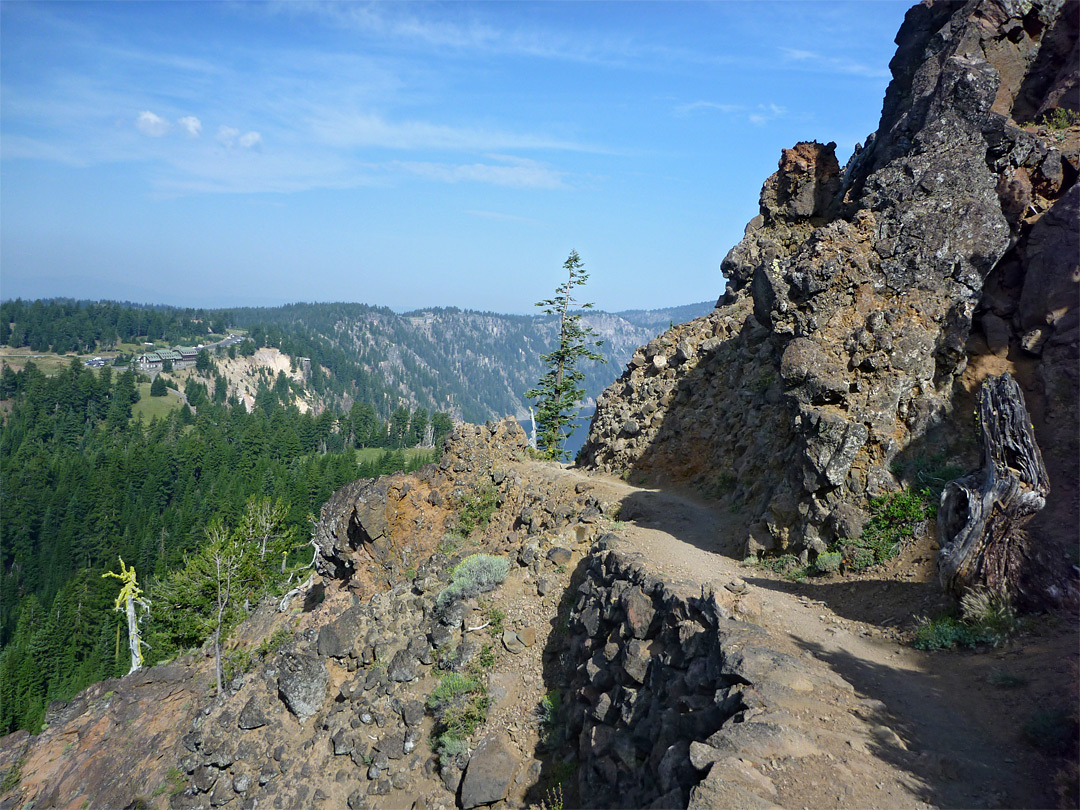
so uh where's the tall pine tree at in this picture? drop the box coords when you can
[526,250,605,461]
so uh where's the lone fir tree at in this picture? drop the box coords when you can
[526,250,605,460]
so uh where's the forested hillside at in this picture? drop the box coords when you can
[0,358,440,734]
[0,299,226,354]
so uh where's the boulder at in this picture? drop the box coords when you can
[388,649,418,682]
[237,696,268,730]
[501,630,526,654]
[460,734,518,809]
[277,653,328,722]
[622,586,656,639]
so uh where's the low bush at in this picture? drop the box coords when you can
[537,689,565,748]
[1039,108,1080,130]
[456,484,500,537]
[913,589,1019,650]
[436,554,510,609]
[912,615,982,650]
[987,669,1027,688]
[959,586,1019,644]
[814,551,842,574]
[1023,709,1078,756]
[427,672,490,759]
[837,488,933,572]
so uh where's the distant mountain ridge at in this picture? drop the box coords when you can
[224,300,715,423]
[1,298,715,424]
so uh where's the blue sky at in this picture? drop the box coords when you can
[1,1,911,313]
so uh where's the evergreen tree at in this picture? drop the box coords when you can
[150,377,167,397]
[408,408,429,448]
[195,349,212,375]
[526,251,605,460]
[152,521,243,696]
[431,412,454,447]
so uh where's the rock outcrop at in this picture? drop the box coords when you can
[580,0,1078,585]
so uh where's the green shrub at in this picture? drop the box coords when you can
[438,532,464,557]
[814,551,842,574]
[838,488,932,571]
[1039,108,1080,130]
[755,553,799,574]
[912,590,1020,651]
[912,615,982,650]
[485,606,505,636]
[472,643,497,672]
[427,672,490,759]
[542,783,565,810]
[537,689,565,748]
[436,554,510,609]
[749,553,810,581]
[987,669,1027,688]
[959,586,1019,645]
[710,472,738,496]
[223,626,293,682]
[0,756,24,791]
[223,648,252,683]
[456,484,500,537]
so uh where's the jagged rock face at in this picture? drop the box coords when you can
[581,0,1078,557]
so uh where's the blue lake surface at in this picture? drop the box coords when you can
[516,408,594,462]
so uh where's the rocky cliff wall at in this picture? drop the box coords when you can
[580,0,1078,585]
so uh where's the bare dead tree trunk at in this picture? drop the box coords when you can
[937,372,1050,600]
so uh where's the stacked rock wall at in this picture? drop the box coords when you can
[558,540,859,809]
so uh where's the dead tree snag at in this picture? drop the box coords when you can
[937,373,1050,600]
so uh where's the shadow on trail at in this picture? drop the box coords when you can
[789,634,1051,810]
[617,487,748,558]
[521,554,591,810]
[742,574,949,628]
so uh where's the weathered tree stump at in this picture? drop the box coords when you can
[937,373,1049,600]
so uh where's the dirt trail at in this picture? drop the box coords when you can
[535,463,1069,809]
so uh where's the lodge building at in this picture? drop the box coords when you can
[136,346,199,371]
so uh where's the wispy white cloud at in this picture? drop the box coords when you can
[287,2,736,70]
[674,101,745,116]
[178,115,202,137]
[397,157,567,189]
[215,126,262,149]
[748,103,786,126]
[136,110,170,137]
[778,47,889,79]
[675,99,786,127]
[311,111,595,154]
[215,125,240,147]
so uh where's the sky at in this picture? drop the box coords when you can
[1,1,912,314]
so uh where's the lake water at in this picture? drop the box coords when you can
[516,408,594,462]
